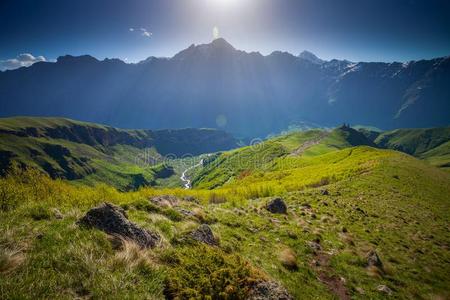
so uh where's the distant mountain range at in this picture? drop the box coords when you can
[1,38,449,137]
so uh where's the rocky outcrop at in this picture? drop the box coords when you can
[266,198,287,214]
[190,224,218,246]
[77,202,160,248]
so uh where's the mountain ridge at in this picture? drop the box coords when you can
[1,39,449,137]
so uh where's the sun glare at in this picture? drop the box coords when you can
[208,0,241,8]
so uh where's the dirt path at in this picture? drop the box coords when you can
[290,132,329,156]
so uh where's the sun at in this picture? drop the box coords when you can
[208,0,241,8]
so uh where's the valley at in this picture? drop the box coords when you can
[0,117,449,299]
[1,1,449,299]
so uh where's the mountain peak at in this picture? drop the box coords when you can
[298,50,325,64]
[210,38,235,50]
[57,55,99,64]
[173,38,237,60]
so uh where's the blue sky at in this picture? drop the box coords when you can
[1,0,450,66]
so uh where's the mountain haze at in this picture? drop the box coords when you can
[0,38,449,137]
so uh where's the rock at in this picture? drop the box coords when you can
[320,189,329,196]
[355,287,365,295]
[366,250,383,269]
[377,285,392,295]
[354,206,367,216]
[149,195,180,208]
[190,224,218,246]
[177,208,195,217]
[287,231,297,239]
[270,218,281,224]
[77,202,160,248]
[52,208,63,219]
[249,280,293,300]
[308,240,322,253]
[183,196,199,203]
[266,198,287,214]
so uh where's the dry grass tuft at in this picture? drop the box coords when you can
[279,247,298,270]
[110,239,157,272]
[0,248,25,274]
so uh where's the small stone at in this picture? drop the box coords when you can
[308,241,322,253]
[177,208,195,217]
[149,195,180,208]
[355,287,365,294]
[248,280,293,300]
[287,231,297,239]
[367,250,383,269]
[183,196,199,203]
[320,189,329,196]
[377,285,392,295]
[52,208,63,219]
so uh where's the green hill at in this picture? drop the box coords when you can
[1,136,449,299]
[360,127,450,170]
[192,126,376,189]
[0,117,238,190]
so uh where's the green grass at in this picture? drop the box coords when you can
[1,119,450,299]
[1,142,449,299]
[371,127,450,169]
[0,116,237,190]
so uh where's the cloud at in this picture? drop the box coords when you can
[129,27,152,38]
[139,27,152,38]
[0,53,46,71]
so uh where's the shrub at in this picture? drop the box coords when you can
[278,248,298,271]
[162,245,264,299]
[209,193,227,204]
[27,205,52,220]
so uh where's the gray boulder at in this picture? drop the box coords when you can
[78,202,160,248]
[190,224,218,246]
[266,198,287,214]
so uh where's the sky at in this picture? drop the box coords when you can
[1,0,450,69]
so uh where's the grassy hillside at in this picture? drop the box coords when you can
[361,127,450,170]
[1,143,449,299]
[0,117,238,190]
[192,126,375,189]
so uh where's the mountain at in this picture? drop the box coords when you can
[0,116,238,190]
[298,50,325,64]
[0,39,449,137]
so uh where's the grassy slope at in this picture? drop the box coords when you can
[192,126,374,190]
[372,127,450,170]
[1,139,449,299]
[0,117,238,190]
